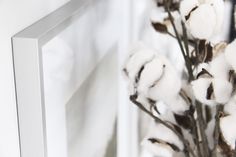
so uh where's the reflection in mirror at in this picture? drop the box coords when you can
[41,0,119,156]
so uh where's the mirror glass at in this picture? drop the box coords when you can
[41,1,119,157]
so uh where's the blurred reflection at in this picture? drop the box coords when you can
[41,0,119,157]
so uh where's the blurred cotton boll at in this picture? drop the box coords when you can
[220,115,236,149]
[191,78,216,106]
[137,57,166,96]
[145,55,182,99]
[123,44,156,93]
[141,123,184,157]
[212,78,232,104]
[191,77,233,106]
[225,39,236,71]
[180,0,224,40]
[224,98,236,116]
[137,55,185,112]
[187,4,216,40]
[209,53,230,81]
[123,44,156,81]
[180,0,198,20]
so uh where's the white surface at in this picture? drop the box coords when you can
[0,0,69,157]
[42,1,121,156]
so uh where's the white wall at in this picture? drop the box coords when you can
[0,0,69,156]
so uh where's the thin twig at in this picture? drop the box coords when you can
[181,21,194,81]
[211,105,224,157]
[130,94,197,157]
[196,101,210,157]
[167,31,176,38]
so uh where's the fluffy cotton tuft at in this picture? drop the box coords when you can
[209,53,231,81]
[212,78,232,104]
[141,123,184,156]
[220,115,236,149]
[167,95,189,114]
[138,57,166,95]
[141,139,174,157]
[191,78,216,106]
[124,48,155,82]
[224,98,236,115]
[225,39,236,71]
[187,4,216,39]
[180,0,199,19]
[207,0,225,34]
[180,0,225,40]
[145,56,182,99]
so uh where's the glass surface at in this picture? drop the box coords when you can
[41,1,119,157]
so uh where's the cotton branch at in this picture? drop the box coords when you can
[211,105,224,157]
[163,0,194,81]
[130,94,196,157]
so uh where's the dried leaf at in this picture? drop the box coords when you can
[205,43,213,62]
[205,106,212,123]
[135,65,144,83]
[152,22,168,34]
[206,82,214,100]
[219,133,236,156]
[157,1,180,11]
[185,6,198,21]
[197,68,213,79]
[174,113,192,130]
[148,138,180,152]
[172,123,183,136]
[198,40,206,55]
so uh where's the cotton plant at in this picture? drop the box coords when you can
[123,0,236,156]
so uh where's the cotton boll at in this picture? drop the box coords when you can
[187,4,216,39]
[151,123,184,150]
[210,53,231,80]
[168,95,189,114]
[143,123,184,152]
[146,57,182,103]
[138,57,165,96]
[155,100,169,116]
[207,0,225,34]
[212,78,232,104]
[180,0,199,20]
[124,47,156,83]
[220,115,236,149]
[225,39,236,71]
[141,139,174,157]
[191,78,216,106]
[224,99,236,115]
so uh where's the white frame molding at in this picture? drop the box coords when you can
[12,1,102,157]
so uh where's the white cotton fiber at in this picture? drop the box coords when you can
[212,78,232,104]
[224,98,236,115]
[142,123,184,153]
[220,115,236,149]
[206,0,225,34]
[187,4,216,39]
[151,123,183,150]
[180,0,199,20]
[141,139,174,157]
[225,39,236,71]
[138,57,166,96]
[191,78,216,106]
[124,46,156,82]
[168,95,189,114]
[210,53,230,80]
